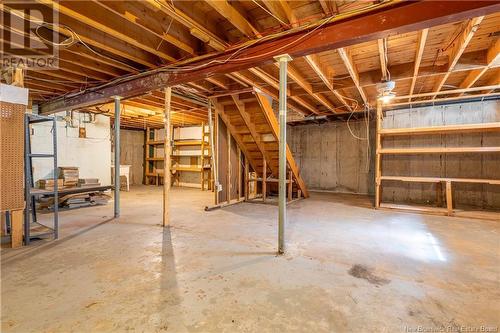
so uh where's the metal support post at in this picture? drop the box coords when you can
[163,87,172,227]
[275,54,292,255]
[113,96,121,218]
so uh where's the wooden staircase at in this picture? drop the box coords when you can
[214,91,309,198]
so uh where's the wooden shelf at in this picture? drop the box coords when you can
[174,140,203,146]
[380,203,448,215]
[146,140,164,145]
[379,122,500,136]
[380,176,500,185]
[172,166,202,172]
[146,157,164,161]
[379,147,500,154]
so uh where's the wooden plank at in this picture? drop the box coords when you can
[380,175,500,185]
[244,158,249,201]
[231,95,278,175]
[11,210,24,248]
[380,147,500,154]
[408,29,429,101]
[227,125,231,204]
[337,47,369,105]
[40,1,500,113]
[379,122,500,136]
[431,16,485,98]
[445,181,453,216]
[255,93,309,198]
[262,159,267,202]
[379,203,448,216]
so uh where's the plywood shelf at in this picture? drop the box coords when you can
[146,140,164,145]
[380,176,500,185]
[379,147,500,154]
[379,122,500,136]
[174,140,204,146]
[172,166,202,172]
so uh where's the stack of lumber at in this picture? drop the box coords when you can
[78,178,101,187]
[58,167,79,187]
[38,192,111,210]
[36,179,64,190]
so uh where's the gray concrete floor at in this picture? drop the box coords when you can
[1,186,499,332]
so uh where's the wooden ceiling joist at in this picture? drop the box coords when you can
[457,38,500,95]
[431,16,485,98]
[337,47,369,106]
[38,1,500,114]
[408,28,429,101]
[304,54,353,112]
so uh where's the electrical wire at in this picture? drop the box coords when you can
[37,0,393,104]
[250,0,288,26]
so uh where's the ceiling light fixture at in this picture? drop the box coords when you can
[376,80,396,104]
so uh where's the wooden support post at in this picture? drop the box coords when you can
[113,96,121,218]
[237,147,242,199]
[214,106,219,205]
[262,159,267,202]
[445,181,453,216]
[1,211,6,237]
[436,182,443,207]
[226,125,231,204]
[244,158,249,201]
[163,87,172,227]
[10,210,23,248]
[201,122,205,191]
[375,100,382,208]
[288,171,293,201]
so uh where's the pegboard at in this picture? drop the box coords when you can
[0,101,25,211]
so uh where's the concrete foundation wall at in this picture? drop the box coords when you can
[288,99,500,209]
[288,120,375,194]
[32,112,111,185]
[382,100,500,209]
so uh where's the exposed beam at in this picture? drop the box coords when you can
[304,54,353,112]
[92,0,197,56]
[229,71,307,116]
[377,39,388,81]
[284,64,341,113]
[248,68,318,114]
[37,0,178,63]
[205,0,261,38]
[408,28,429,100]
[457,38,500,95]
[145,0,227,51]
[255,93,309,198]
[337,48,369,106]
[231,95,278,176]
[262,1,291,26]
[431,16,484,98]
[40,1,500,113]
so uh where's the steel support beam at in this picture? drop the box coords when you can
[39,1,500,114]
[276,54,292,255]
[113,96,121,218]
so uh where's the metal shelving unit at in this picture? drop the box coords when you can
[24,113,58,245]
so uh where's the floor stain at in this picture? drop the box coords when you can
[348,264,390,286]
